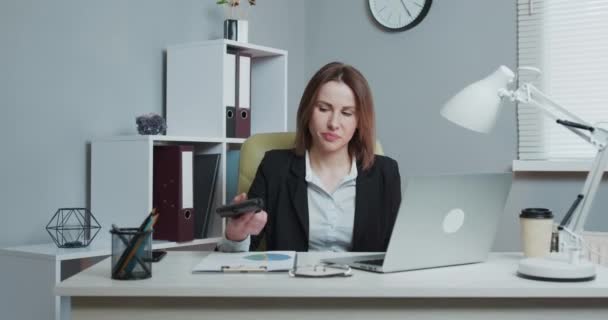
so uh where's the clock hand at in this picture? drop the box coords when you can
[400,0,413,18]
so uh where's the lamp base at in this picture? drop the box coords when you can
[517,253,596,282]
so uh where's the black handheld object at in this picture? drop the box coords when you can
[152,250,167,262]
[215,198,264,218]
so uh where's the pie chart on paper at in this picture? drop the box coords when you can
[244,253,292,261]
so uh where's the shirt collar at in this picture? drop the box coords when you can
[305,150,358,184]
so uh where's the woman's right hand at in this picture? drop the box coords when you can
[224,193,268,242]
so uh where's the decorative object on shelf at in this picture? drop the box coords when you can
[368,0,432,32]
[46,208,102,248]
[136,112,167,135]
[218,0,255,42]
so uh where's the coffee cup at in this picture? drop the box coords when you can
[520,208,554,257]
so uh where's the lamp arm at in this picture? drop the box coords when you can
[526,99,594,145]
[558,194,584,229]
[509,84,594,145]
[525,84,593,127]
[570,145,608,233]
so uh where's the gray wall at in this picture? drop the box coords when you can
[1,0,606,249]
[307,0,516,176]
[305,0,608,251]
[0,0,307,247]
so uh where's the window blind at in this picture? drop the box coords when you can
[517,0,608,160]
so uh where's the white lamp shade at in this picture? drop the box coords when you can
[441,66,515,133]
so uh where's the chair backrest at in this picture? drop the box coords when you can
[237,132,384,194]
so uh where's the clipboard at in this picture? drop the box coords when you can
[192,251,296,273]
[221,265,268,273]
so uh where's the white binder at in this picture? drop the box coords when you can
[223,51,237,107]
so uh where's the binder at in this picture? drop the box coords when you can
[226,106,236,138]
[235,53,251,138]
[153,145,195,242]
[224,50,237,138]
[193,153,221,238]
[224,51,236,107]
[237,53,251,109]
[235,107,250,138]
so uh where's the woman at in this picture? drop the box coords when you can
[219,62,401,252]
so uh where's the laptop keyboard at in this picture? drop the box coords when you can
[357,258,384,266]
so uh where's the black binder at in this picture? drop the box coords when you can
[226,106,236,138]
[193,153,221,238]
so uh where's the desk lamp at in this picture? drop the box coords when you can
[441,65,608,281]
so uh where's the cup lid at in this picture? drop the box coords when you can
[520,208,553,219]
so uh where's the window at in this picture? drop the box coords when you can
[517,0,608,161]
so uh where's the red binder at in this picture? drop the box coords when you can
[153,145,195,242]
[235,107,250,138]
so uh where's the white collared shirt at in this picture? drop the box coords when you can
[218,151,358,252]
[305,151,357,251]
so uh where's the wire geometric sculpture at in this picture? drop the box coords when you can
[45,208,101,248]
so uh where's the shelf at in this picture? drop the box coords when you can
[94,135,245,144]
[152,237,221,250]
[167,39,288,58]
[0,238,221,261]
[225,138,246,144]
[512,160,602,172]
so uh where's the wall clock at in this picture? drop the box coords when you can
[368,0,432,31]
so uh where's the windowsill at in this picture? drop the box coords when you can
[512,160,598,172]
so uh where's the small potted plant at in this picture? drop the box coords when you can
[218,0,256,43]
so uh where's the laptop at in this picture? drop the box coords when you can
[322,173,513,273]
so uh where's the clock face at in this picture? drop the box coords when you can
[369,0,432,31]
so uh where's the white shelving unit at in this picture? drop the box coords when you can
[0,39,288,320]
[92,39,288,240]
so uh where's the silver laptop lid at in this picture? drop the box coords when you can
[381,173,512,272]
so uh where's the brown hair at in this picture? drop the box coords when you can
[294,62,376,170]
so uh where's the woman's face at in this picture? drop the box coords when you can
[308,81,358,155]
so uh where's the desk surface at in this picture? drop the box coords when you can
[0,237,220,261]
[55,252,608,298]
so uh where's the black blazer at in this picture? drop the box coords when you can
[248,149,402,252]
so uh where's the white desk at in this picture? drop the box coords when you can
[55,251,608,320]
[0,238,218,320]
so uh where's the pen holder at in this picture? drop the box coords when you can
[110,228,152,280]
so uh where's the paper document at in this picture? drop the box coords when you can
[192,251,296,273]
